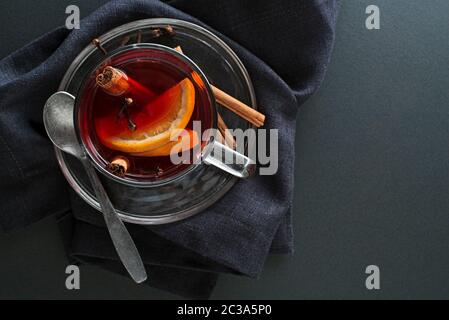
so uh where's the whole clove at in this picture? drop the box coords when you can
[155,166,164,176]
[136,30,143,43]
[92,38,107,55]
[150,28,162,38]
[118,97,137,132]
[120,35,131,46]
[164,25,175,36]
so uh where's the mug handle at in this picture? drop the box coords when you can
[202,140,256,178]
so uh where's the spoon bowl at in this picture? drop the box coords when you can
[43,91,82,158]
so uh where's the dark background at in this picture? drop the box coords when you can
[1,0,449,299]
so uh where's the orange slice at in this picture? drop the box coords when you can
[132,129,199,157]
[95,78,195,153]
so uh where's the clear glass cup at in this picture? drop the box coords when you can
[75,43,255,186]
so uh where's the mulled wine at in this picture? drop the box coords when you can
[77,47,213,182]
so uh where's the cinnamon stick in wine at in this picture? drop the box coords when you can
[107,156,130,177]
[96,66,130,96]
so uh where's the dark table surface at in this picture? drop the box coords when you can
[1,0,449,299]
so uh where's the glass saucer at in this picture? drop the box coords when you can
[56,18,257,224]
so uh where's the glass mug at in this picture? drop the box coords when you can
[72,43,255,185]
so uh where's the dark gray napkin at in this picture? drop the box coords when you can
[0,0,339,298]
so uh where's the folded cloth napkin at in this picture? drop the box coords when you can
[0,0,339,298]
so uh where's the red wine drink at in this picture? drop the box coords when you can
[77,47,213,182]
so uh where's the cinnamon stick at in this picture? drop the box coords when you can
[216,131,225,145]
[96,66,130,96]
[212,86,265,127]
[173,45,265,128]
[107,156,130,177]
[217,113,236,149]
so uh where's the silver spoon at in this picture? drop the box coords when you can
[44,91,147,284]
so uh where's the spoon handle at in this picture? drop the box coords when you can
[81,158,148,283]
